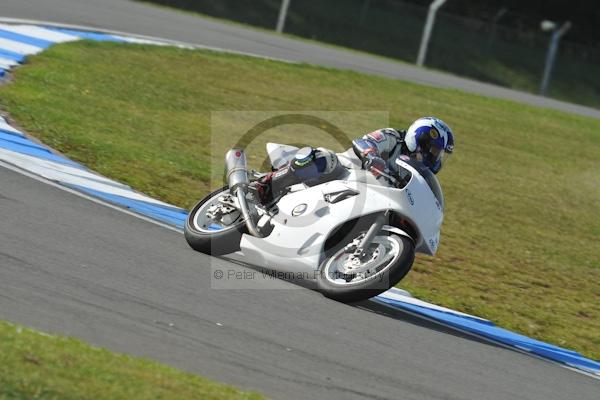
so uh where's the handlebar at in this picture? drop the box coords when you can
[368,165,399,186]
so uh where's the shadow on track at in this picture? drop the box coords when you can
[221,255,508,351]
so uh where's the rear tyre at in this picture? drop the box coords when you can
[317,232,414,303]
[184,186,247,256]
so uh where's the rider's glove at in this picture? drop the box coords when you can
[364,156,387,177]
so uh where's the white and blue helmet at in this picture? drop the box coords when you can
[405,117,454,174]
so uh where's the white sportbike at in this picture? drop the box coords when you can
[185,144,445,302]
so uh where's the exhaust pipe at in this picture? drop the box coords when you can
[225,148,262,237]
[225,148,250,191]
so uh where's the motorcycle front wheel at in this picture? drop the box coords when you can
[317,232,414,303]
[184,186,247,256]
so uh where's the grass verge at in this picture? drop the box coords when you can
[0,41,598,360]
[0,320,263,399]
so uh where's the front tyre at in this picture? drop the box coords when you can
[184,186,247,256]
[317,233,414,303]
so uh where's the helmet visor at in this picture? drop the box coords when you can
[415,143,445,172]
[414,126,453,173]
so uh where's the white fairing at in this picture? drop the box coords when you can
[238,144,444,276]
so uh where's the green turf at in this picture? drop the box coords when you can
[0,320,264,399]
[0,41,598,361]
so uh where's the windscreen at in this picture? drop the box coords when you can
[405,159,444,211]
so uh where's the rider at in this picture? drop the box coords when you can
[253,116,454,204]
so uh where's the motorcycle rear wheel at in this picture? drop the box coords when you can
[184,186,247,256]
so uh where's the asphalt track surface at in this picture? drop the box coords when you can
[1,166,598,399]
[3,0,600,120]
[0,1,599,399]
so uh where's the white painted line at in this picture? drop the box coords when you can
[112,35,170,46]
[378,288,489,321]
[0,56,18,69]
[385,287,413,297]
[0,23,78,43]
[368,299,600,381]
[0,116,23,135]
[0,159,183,234]
[0,37,43,55]
[0,148,174,207]
[0,17,294,64]
[0,17,197,48]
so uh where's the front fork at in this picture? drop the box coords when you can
[350,211,389,260]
